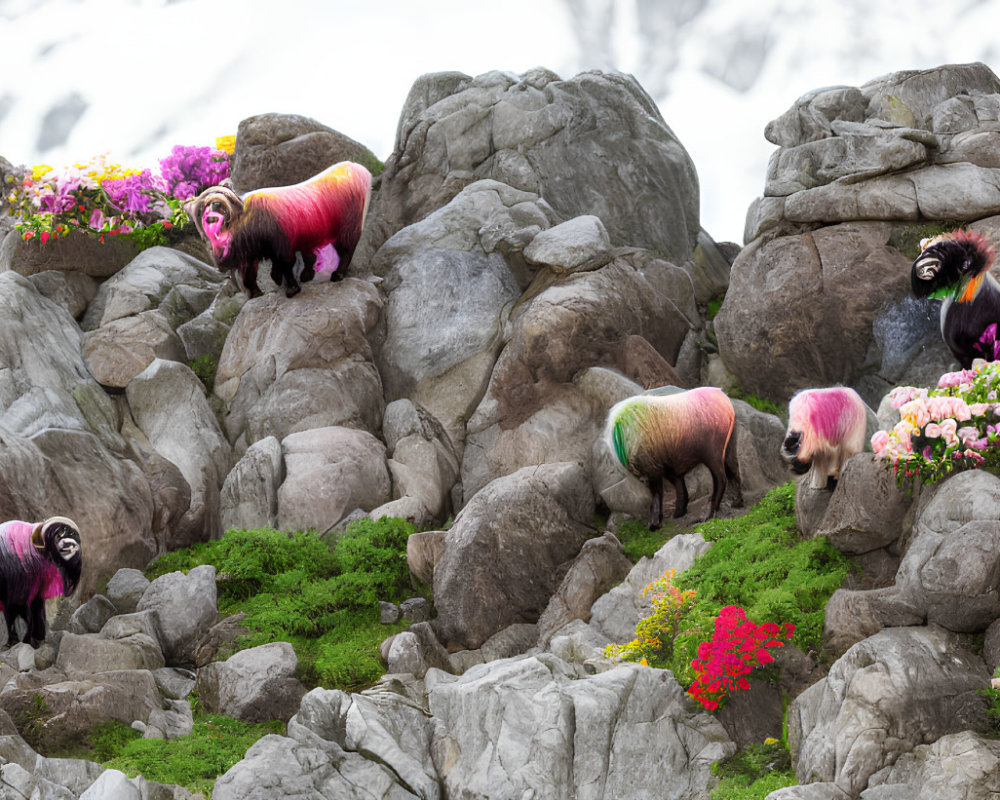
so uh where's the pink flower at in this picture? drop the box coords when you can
[969,403,990,417]
[923,422,942,439]
[940,418,959,447]
[958,426,981,446]
[901,398,932,428]
[871,430,890,455]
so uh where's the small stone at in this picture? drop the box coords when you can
[399,597,431,622]
[380,601,401,624]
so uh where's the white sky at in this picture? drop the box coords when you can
[3,0,1000,244]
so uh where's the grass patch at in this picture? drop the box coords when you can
[614,517,677,562]
[727,384,785,420]
[188,354,218,392]
[711,740,796,799]
[145,517,416,690]
[669,483,852,686]
[51,712,283,797]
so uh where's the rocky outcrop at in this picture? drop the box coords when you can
[715,63,1000,406]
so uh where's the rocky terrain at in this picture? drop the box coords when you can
[0,62,998,798]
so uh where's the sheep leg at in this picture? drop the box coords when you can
[706,461,728,521]
[243,261,262,298]
[272,257,301,298]
[26,597,46,647]
[2,607,18,648]
[670,473,689,519]
[648,475,664,531]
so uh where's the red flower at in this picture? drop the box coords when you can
[22,230,34,241]
[40,231,49,244]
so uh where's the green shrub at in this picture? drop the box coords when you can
[189,354,219,391]
[52,713,283,797]
[710,740,797,800]
[614,517,678,562]
[982,667,1000,738]
[144,517,416,691]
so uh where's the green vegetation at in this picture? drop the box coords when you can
[607,484,853,693]
[189,353,219,391]
[614,517,681,562]
[50,711,283,797]
[145,517,416,689]
[727,384,785,420]
[710,741,797,800]
[888,221,963,260]
[982,667,1000,738]
[669,483,853,686]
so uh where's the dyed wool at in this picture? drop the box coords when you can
[606,386,736,527]
[188,161,372,298]
[0,517,81,647]
[781,387,867,489]
[911,229,1000,368]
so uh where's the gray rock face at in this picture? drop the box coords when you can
[433,463,595,651]
[789,626,990,796]
[197,642,305,723]
[219,435,283,532]
[357,69,700,270]
[862,730,1000,800]
[104,569,150,615]
[719,63,1000,406]
[229,112,380,194]
[216,655,733,800]
[824,469,1000,651]
[277,426,391,533]
[136,565,218,667]
[214,278,384,452]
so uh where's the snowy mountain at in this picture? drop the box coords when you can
[3,0,1000,243]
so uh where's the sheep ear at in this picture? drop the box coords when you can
[30,524,45,551]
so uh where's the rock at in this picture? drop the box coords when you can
[194,612,250,667]
[56,628,164,677]
[276,426,391,533]
[863,730,1000,800]
[370,180,533,444]
[219,436,284,532]
[814,453,912,554]
[727,399,790,508]
[370,400,460,528]
[715,222,912,403]
[406,530,447,588]
[824,470,1000,650]
[68,594,117,634]
[104,569,150,615]
[399,597,431,623]
[27,269,98,319]
[536,532,634,647]
[0,670,164,752]
[81,309,187,388]
[197,642,306,723]
[358,69,700,271]
[126,357,232,545]
[214,279,384,452]
[432,463,595,651]
[380,601,401,625]
[523,214,614,274]
[789,626,990,796]
[479,623,538,661]
[80,246,224,331]
[590,532,712,644]
[137,565,218,667]
[229,112,381,194]
[385,623,455,679]
[152,667,196,701]
[0,273,156,594]
[462,249,697,501]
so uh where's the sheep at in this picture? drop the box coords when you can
[780,387,867,489]
[186,161,372,298]
[605,386,736,528]
[910,228,1000,368]
[0,516,81,648]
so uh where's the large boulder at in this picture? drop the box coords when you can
[824,469,1000,651]
[789,625,990,797]
[432,463,595,651]
[357,68,700,269]
[197,642,305,723]
[214,278,384,453]
[229,112,381,194]
[216,655,734,800]
[136,565,219,667]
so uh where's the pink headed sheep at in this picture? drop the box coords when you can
[780,387,867,489]
[605,386,736,528]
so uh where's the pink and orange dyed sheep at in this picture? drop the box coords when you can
[605,387,736,528]
[780,387,867,489]
[188,161,372,298]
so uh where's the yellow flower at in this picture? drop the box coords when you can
[639,658,648,666]
[30,164,53,181]
[764,737,779,745]
[216,135,236,154]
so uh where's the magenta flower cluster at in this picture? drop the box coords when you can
[158,145,231,200]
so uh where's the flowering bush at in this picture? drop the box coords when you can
[4,142,231,251]
[604,569,697,667]
[687,605,795,711]
[872,359,1000,486]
